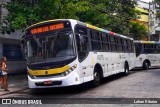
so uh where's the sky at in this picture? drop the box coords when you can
[140,0,153,2]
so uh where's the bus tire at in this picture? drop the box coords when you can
[123,63,129,76]
[92,70,101,87]
[143,61,149,70]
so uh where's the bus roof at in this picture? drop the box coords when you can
[25,19,69,30]
[134,40,160,44]
[76,20,133,40]
[25,19,133,40]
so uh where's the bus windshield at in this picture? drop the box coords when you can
[26,30,75,64]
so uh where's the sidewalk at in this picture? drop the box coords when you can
[0,74,28,96]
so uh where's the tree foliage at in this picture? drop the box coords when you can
[1,0,89,33]
[1,0,147,39]
[130,22,147,40]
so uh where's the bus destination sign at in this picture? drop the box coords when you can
[30,23,64,35]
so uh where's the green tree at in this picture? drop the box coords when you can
[79,0,139,35]
[130,22,147,40]
[1,0,89,34]
[1,0,147,40]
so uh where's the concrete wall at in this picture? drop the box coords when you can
[0,0,27,74]
[6,61,27,74]
[136,0,151,9]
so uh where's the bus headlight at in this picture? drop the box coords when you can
[62,64,77,76]
[28,73,37,79]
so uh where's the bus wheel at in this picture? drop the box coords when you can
[124,63,129,76]
[92,71,101,87]
[143,61,149,70]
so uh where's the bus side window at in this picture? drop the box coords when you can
[115,37,118,52]
[153,44,156,53]
[110,35,117,52]
[127,39,131,53]
[144,44,153,53]
[75,25,89,61]
[130,41,134,53]
[101,33,110,51]
[156,44,160,53]
[122,39,126,52]
[90,30,102,51]
[117,37,122,52]
[135,43,142,56]
[124,39,129,52]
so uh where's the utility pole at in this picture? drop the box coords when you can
[148,2,151,41]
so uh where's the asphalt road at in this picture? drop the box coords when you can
[1,68,160,106]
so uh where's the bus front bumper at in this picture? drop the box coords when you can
[28,71,81,88]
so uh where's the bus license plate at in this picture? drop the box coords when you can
[44,81,52,85]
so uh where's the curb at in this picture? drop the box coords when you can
[0,87,28,96]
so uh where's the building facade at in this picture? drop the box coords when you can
[150,1,160,41]
[135,0,149,29]
[0,0,26,74]
[134,0,153,40]
[135,0,160,41]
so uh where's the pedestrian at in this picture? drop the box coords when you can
[1,57,9,91]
